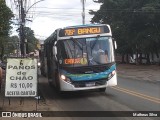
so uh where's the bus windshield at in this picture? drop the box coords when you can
[57,36,115,67]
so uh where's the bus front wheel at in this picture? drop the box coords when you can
[55,71,60,92]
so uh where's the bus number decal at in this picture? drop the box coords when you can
[65,29,75,36]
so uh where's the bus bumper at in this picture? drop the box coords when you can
[59,73,117,91]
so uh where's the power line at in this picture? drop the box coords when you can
[29,7,99,10]
[90,9,160,13]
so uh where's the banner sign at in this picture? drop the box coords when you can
[5,58,37,97]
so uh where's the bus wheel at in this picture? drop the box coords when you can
[99,88,106,92]
[55,71,60,92]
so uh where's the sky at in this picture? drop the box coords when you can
[6,0,101,40]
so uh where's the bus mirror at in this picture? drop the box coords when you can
[53,46,57,55]
[114,41,117,49]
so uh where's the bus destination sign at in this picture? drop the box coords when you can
[59,26,110,37]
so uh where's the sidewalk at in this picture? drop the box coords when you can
[117,64,160,82]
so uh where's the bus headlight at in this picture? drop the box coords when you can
[60,75,66,80]
[38,62,41,67]
[60,75,71,83]
[108,70,116,80]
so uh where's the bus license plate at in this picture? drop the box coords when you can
[86,82,95,87]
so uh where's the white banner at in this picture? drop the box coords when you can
[5,58,37,97]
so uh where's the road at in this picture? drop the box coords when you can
[37,76,160,120]
[0,72,159,120]
[110,77,160,111]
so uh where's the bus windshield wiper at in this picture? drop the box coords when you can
[70,37,82,50]
[91,35,100,50]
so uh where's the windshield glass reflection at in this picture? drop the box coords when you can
[57,37,114,67]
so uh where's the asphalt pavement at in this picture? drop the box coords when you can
[0,64,160,119]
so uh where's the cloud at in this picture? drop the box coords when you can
[6,0,101,39]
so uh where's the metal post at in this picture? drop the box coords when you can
[19,0,26,56]
[19,0,45,56]
[81,0,86,25]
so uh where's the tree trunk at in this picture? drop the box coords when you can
[151,52,154,64]
[136,52,139,65]
[154,45,160,65]
[139,53,142,64]
[126,54,129,63]
[146,53,151,65]
[154,44,159,58]
[0,46,4,61]
[121,54,125,63]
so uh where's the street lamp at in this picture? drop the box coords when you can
[26,0,45,14]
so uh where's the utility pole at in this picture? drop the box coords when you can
[19,0,26,56]
[18,0,44,56]
[81,0,86,25]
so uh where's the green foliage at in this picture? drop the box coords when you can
[0,0,13,60]
[90,0,160,64]
[0,0,13,36]
[24,27,39,53]
[0,36,20,59]
[7,36,19,54]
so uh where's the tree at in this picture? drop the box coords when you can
[8,36,20,54]
[90,0,160,64]
[0,0,13,36]
[24,27,39,53]
[0,0,13,60]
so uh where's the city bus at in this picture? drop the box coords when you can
[41,24,117,92]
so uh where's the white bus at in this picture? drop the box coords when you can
[41,24,117,92]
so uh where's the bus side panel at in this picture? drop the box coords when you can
[44,58,47,76]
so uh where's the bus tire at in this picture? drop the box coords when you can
[99,88,106,92]
[55,70,60,92]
